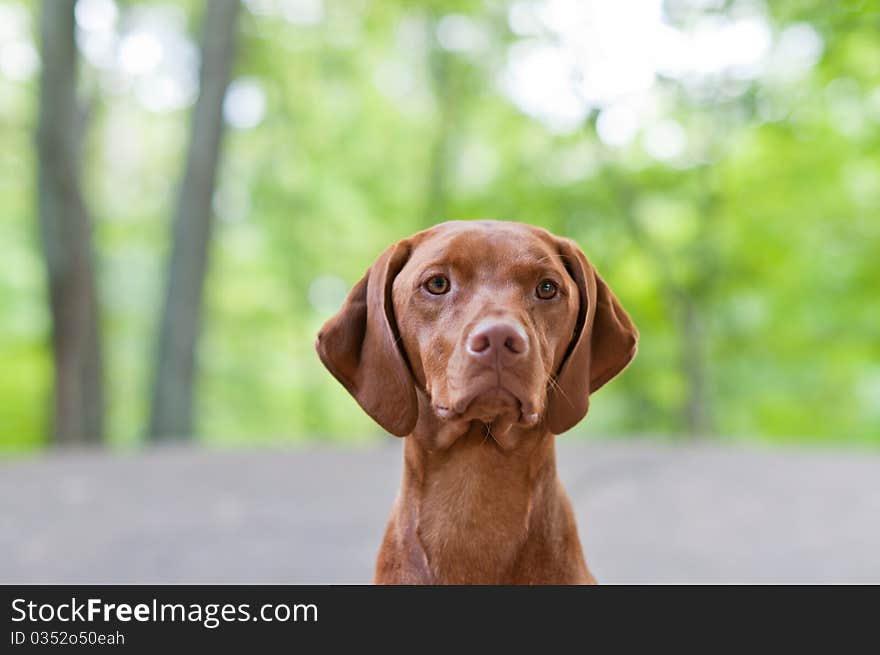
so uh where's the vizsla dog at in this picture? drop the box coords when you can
[316,220,637,584]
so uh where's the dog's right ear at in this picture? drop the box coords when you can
[315,241,417,437]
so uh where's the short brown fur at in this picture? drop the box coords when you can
[316,220,637,584]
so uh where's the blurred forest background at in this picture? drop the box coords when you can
[1,0,878,453]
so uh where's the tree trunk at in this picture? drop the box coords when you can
[36,0,104,445]
[680,296,708,437]
[421,15,455,227]
[601,165,713,438]
[148,0,240,440]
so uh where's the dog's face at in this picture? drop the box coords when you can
[391,222,578,430]
[316,220,637,438]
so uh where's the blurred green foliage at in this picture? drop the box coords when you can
[0,0,878,451]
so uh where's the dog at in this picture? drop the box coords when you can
[316,220,637,584]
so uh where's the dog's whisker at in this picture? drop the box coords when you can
[547,372,575,408]
[486,424,502,449]
[534,253,574,265]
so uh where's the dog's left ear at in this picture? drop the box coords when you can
[315,240,418,436]
[546,238,638,435]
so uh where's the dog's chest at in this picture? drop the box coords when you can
[416,443,534,584]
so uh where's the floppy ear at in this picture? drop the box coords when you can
[546,238,638,435]
[315,241,417,436]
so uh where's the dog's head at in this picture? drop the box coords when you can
[316,220,637,437]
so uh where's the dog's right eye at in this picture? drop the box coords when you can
[424,275,450,295]
[536,279,559,300]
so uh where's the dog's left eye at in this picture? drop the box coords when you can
[536,279,558,300]
[424,275,451,295]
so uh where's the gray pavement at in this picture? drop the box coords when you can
[1,440,878,583]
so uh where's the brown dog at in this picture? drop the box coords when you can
[316,220,637,584]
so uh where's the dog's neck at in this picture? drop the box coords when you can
[396,413,559,584]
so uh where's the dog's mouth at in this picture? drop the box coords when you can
[433,385,540,427]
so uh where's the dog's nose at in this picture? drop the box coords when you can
[466,321,529,362]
